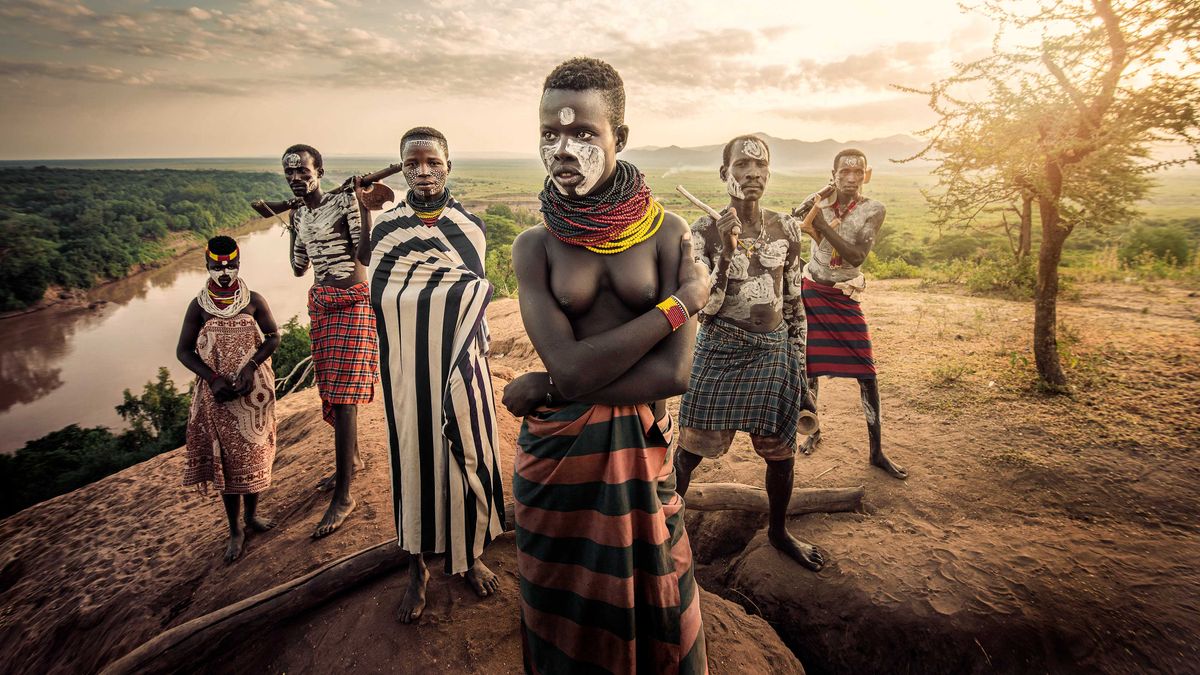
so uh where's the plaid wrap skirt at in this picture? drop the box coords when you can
[308,282,379,424]
[679,318,805,441]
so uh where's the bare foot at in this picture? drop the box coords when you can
[398,557,430,624]
[800,429,822,456]
[315,453,366,492]
[768,528,825,571]
[464,559,500,598]
[224,529,245,564]
[870,450,908,480]
[245,515,276,532]
[312,497,356,538]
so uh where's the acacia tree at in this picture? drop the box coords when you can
[905,0,1199,390]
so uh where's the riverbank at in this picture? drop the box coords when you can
[0,216,279,320]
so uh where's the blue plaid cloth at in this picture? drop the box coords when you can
[679,318,805,439]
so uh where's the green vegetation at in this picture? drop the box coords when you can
[0,367,190,518]
[0,167,289,311]
[0,318,314,517]
[480,202,539,297]
[273,315,315,395]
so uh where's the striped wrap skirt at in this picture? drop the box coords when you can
[515,403,708,674]
[802,277,877,379]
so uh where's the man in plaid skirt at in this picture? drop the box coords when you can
[677,135,824,571]
[281,144,379,539]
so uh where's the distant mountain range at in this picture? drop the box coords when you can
[622,133,932,170]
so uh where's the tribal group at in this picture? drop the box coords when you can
[176,56,904,675]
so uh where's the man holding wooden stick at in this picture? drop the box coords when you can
[675,135,825,571]
[793,149,906,480]
[280,144,379,538]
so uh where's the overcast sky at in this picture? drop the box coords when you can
[0,0,999,159]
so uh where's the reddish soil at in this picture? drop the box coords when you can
[2,281,1197,674]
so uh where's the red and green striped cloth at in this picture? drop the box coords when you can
[515,402,707,674]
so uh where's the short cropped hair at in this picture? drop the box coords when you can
[283,144,323,171]
[400,126,450,158]
[833,148,867,170]
[542,57,626,130]
[723,135,771,168]
[207,235,238,255]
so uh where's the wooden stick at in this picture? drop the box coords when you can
[675,185,722,220]
[99,540,409,675]
[686,483,863,515]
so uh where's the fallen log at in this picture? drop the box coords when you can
[100,539,408,675]
[685,483,864,515]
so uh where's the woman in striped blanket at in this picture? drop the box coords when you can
[502,57,711,674]
[358,127,505,624]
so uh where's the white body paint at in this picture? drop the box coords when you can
[283,153,303,168]
[209,268,239,286]
[726,170,745,199]
[542,138,605,195]
[742,138,768,161]
[558,107,575,125]
[403,139,439,154]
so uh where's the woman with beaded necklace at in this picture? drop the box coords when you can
[177,236,280,564]
[502,57,711,674]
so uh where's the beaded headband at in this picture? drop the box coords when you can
[206,247,239,266]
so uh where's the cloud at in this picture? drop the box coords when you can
[767,95,935,126]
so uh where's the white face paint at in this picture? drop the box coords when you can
[402,139,439,155]
[558,107,575,125]
[283,153,304,169]
[726,170,745,200]
[742,139,767,161]
[209,267,239,287]
[542,138,606,196]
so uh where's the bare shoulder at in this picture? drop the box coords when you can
[863,197,886,222]
[512,226,549,272]
[659,210,690,239]
[249,290,272,309]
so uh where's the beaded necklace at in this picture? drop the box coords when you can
[832,198,859,223]
[198,279,250,318]
[408,189,450,226]
[735,209,766,254]
[540,160,663,254]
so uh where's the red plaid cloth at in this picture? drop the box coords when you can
[308,282,379,424]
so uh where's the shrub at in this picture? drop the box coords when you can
[1119,225,1192,267]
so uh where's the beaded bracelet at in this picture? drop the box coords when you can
[656,295,690,332]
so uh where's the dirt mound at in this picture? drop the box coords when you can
[207,532,802,675]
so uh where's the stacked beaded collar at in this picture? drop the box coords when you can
[408,189,451,226]
[539,160,664,254]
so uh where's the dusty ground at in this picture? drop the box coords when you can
[1,280,1196,674]
[677,280,1200,674]
[0,367,801,674]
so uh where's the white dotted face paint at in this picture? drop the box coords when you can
[402,139,439,155]
[283,153,303,169]
[558,107,575,125]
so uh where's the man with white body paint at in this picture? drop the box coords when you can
[282,143,380,539]
[675,134,825,571]
[356,127,504,624]
[794,148,907,479]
